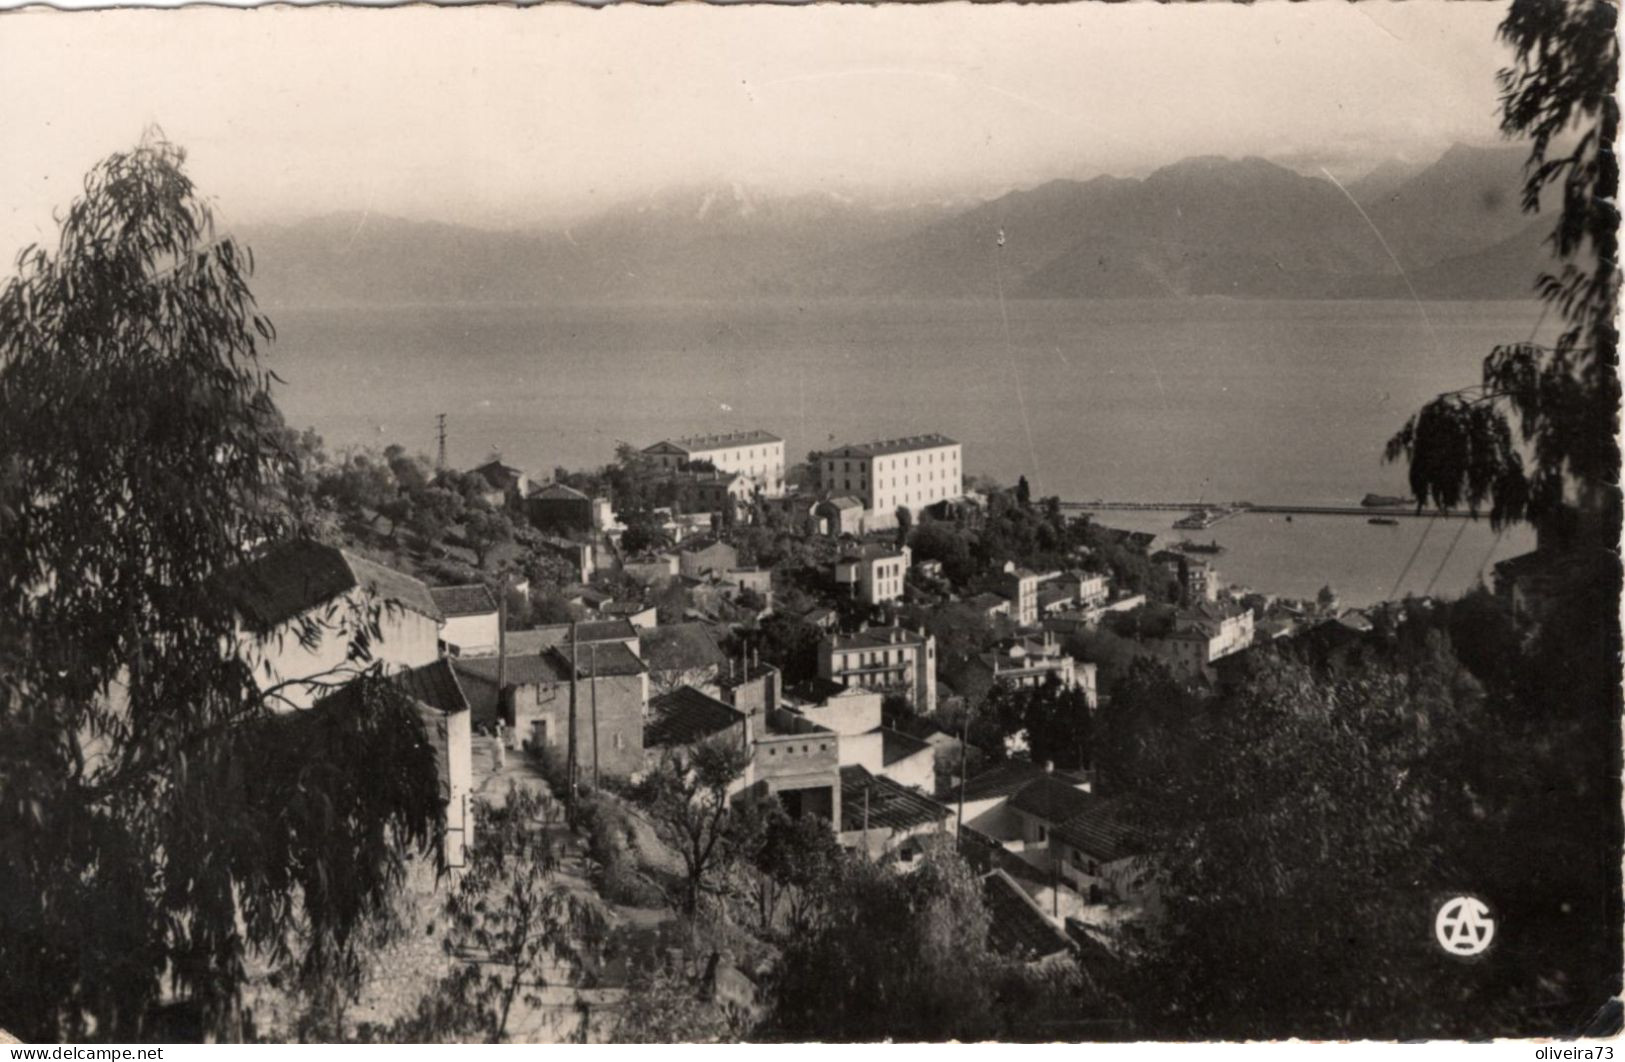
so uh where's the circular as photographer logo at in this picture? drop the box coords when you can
[1435,895,1495,957]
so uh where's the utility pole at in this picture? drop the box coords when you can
[436,413,447,471]
[955,705,971,847]
[862,782,871,862]
[496,571,508,731]
[589,641,600,791]
[567,621,579,824]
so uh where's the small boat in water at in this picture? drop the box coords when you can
[1368,516,1400,526]
[1175,539,1226,555]
[1174,507,1229,530]
[1362,493,1415,508]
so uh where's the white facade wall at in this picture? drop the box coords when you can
[1007,573,1039,626]
[837,548,910,606]
[1070,572,1109,607]
[648,435,785,496]
[819,635,938,714]
[1076,661,1098,707]
[964,798,1023,841]
[687,439,785,497]
[443,707,473,868]
[822,442,963,520]
[796,688,884,735]
[880,746,935,793]
[840,729,886,774]
[860,548,910,605]
[243,590,442,710]
[1057,846,1148,903]
[441,611,500,657]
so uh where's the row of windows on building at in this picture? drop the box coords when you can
[696,446,780,462]
[835,469,957,488]
[765,741,830,756]
[839,650,915,668]
[826,451,959,474]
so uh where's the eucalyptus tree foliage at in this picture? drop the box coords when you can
[764,841,999,1041]
[1387,0,1618,528]
[0,135,442,1041]
[1131,653,1486,1039]
[377,786,608,1043]
[635,739,756,916]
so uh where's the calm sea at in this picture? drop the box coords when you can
[262,296,1541,606]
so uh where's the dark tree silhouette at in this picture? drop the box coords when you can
[0,134,442,1041]
[1132,653,1483,1039]
[1387,0,1618,530]
[1381,0,1622,1034]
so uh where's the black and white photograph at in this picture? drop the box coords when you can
[0,0,1618,1045]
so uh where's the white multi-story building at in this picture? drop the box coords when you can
[819,434,962,527]
[978,633,1098,706]
[1146,602,1255,679]
[1153,550,1221,605]
[834,543,911,606]
[643,430,786,496]
[1000,564,1041,627]
[1063,570,1110,609]
[818,623,938,714]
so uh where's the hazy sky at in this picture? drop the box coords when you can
[0,2,1514,251]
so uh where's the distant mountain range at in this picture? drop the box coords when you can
[240,143,1565,306]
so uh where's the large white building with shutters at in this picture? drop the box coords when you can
[819,434,963,527]
[642,430,786,496]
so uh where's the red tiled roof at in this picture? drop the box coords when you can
[642,622,726,674]
[647,429,783,452]
[528,482,589,501]
[313,660,470,803]
[825,434,959,459]
[983,870,1073,962]
[1051,798,1149,864]
[1010,775,1098,824]
[827,626,930,651]
[645,686,746,749]
[961,760,1052,802]
[429,583,497,617]
[454,653,569,688]
[553,641,647,678]
[506,619,639,655]
[225,539,442,629]
[877,726,933,766]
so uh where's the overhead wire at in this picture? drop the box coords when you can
[1422,517,1472,598]
[1387,515,1437,601]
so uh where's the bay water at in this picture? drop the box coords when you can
[262,296,1541,605]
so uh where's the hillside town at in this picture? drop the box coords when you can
[2,0,1618,1046]
[178,414,1584,1040]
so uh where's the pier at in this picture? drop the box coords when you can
[1058,500,1475,520]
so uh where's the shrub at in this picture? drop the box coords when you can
[579,794,666,908]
